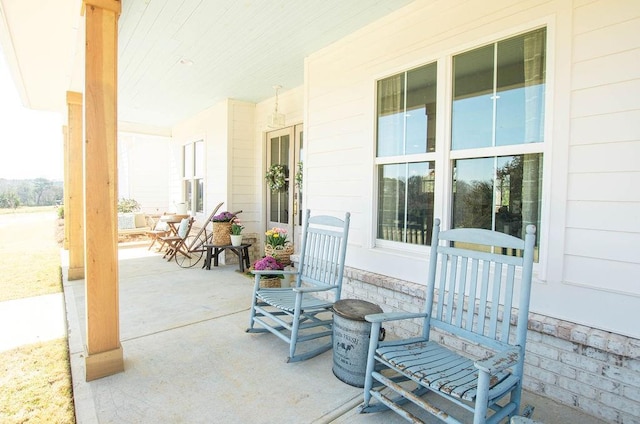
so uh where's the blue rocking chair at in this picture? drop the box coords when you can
[360,218,536,424]
[247,209,350,362]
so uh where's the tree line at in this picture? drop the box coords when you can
[0,178,63,209]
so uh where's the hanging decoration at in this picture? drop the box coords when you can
[265,164,287,192]
[266,85,285,129]
[294,161,303,189]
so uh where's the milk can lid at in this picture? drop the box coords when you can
[333,299,383,321]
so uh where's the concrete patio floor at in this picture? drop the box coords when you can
[62,245,607,424]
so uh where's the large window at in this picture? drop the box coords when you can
[451,28,545,244]
[376,62,437,245]
[183,140,204,214]
[375,28,546,250]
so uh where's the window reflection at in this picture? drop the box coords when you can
[378,162,435,245]
[453,154,542,241]
[452,29,546,150]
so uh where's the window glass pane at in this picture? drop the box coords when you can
[184,180,193,211]
[378,162,434,245]
[406,63,437,154]
[496,29,546,146]
[453,154,542,241]
[194,140,204,176]
[452,29,546,150]
[195,178,204,213]
[452,45,494,150]
[184,143,194,178]
[378,164,405,241]
[452,157,494,229]
[377,74,405,157]
[406,162,435,244]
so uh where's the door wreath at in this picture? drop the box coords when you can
[265,164,287,192]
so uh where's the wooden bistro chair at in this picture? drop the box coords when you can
[360,218,536,424]
[146,213,171,251]
[247,209,351,362]
[161,217,194,262]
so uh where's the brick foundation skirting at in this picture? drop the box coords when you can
[339,267,640,424]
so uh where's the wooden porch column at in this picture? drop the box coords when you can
[62,125,69,250]
[66,92,84,279]
[83,0,123,381]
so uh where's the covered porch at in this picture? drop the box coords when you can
[62,245,606,423]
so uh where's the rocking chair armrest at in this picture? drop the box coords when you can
[474,348,520,374]
[291,284,338,293]
[365,312,428,323]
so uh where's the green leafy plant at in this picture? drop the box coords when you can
[117,198,141,213]
[231,220,244,235]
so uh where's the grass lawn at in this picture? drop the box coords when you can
[0,208,63,301]
[0,207,75,423]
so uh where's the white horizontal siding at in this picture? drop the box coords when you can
[565,228,640,264]
[572,17,639,62]
[564,255,640,296]
[569,141,640,173]
[567,172,640,201]
[571,79,640,118]
[571,110,640,145]
[566,201,640,233]
[572,48,640,90]
[563,0,640,329]
[230,100,258,224]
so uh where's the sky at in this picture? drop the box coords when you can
[0,47,64,181]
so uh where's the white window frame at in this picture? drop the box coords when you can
[182,139,204,215]
[374,26,549,268]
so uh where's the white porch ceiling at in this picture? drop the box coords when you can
[0,0,414,130]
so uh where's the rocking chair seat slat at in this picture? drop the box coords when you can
[378,341,512,401]
[257,289,333,312]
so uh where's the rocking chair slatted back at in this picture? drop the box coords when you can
[297,215,349,290]
[426,225,534,353]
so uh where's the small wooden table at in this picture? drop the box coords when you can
[203,243,252,272]
[160,214,190,236]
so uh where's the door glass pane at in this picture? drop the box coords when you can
[268,134,290,224]
[297,131,304,226]
[452,45,494,150]
[378,162,434,245]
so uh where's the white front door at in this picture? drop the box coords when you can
[266,125,303,249]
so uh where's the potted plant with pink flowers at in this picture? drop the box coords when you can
[252,256,285,288]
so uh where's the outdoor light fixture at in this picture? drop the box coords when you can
[266,85,285,129]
